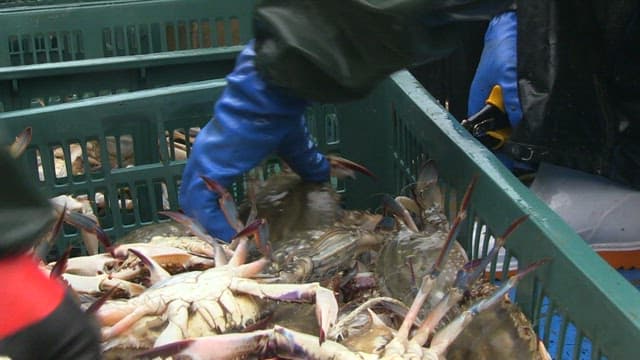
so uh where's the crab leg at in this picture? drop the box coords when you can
[411,214,529,345]
[62,210,111,256]
[429,259,549,355]
[135,330,271,360]
[154,300,190,347]
[85,286,119,315]
[101,303,166,340]
[395,175,477,341]
[50,195,110,255]
[230,218,271,260]
[49,245,72,279]
[136,326,368,360]
[245,175,259,225]
[36,203,67,259]
[200,175,244,233]
[127,248,171,285]
[159,211,231,265]
[229,278,338,344]
[382,194,420,233]
[327,154,377,180]
[49,253,122,276]
[62,273,146,298]
[8,127,32,158]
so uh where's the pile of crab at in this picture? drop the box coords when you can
[35,155,551,360]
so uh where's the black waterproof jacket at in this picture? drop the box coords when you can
[253,0,514,102]
[0,147,102,360]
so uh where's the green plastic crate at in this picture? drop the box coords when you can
[0,0,255,111]
[1,71,639,360]
[0,0,140,9]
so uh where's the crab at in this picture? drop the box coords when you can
[134,208,550,360]
[203,156,426,288]
[44,210,219,302]
[376,162,550,359]
[95,220,339,356]
[181,159,387,287]
[138,263,543,360]
[46,193,107,256]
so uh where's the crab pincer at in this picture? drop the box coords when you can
[381,193,420,233]
[158,210,230,265]
[327,155,377,180]
[8,127,32,158]
[134,326,356,360]
[428,258,550,355]
[158,210,219,245]
[62,210,112,256]
[411,214,529,346]
[49,245,73,279]
[134,331,269,360]
[200,175,244,232]
[227,221,338,344]
[231,218,271,258]
[395,175,477,341]
[127,248,172,285]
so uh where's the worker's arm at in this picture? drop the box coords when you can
[252,0,515,102]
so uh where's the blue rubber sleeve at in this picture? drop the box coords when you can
[179,40,329,242]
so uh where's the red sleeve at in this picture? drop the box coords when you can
[0,253,65,338]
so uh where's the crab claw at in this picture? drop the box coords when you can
[136,326,357,360]
[50,245,72,279]
[63,210,112,255]
[134,332,269,360]
[200,175,243,232]
[231,218,271,257]
[127,248,172,285]
[382,194,419,233]
[416,160,438,189]
[158,211,221,245]
[86,286,119,315]
[428,258,551,355]
[454,215,529,291]
[327,155,376,180]
[228,279,338,345]
[158,210,232,265]
[36,203,68,260]
[48,204,67,243]
[8,127,32,158]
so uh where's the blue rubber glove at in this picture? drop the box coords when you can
[179,40,331,242]
[468,11,522,128]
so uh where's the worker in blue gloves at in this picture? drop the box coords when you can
[466,2,640,269]
[180,0,515,242]
[180,41,331,241]
[467,2,640,186]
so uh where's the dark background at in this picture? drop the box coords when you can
[410,22,488,122]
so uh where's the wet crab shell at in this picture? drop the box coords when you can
[446,283,549,360]
[376,226,469,310]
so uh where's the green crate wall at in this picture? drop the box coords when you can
[0,0,256,111]
[0,0,139,9]
[0,71,639,360]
